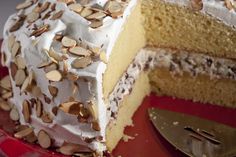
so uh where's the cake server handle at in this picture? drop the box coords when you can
[148,108,236,157]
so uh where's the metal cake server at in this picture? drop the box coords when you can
[148,108,236,157]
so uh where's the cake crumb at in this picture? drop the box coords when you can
[122,134,135,142]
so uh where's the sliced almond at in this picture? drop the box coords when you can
[48,47,63,62]
[99,51,107,64]
[61,36,77,48]
[52,106,58,116]
[107,1,122,14]
[16,1,33,10]
[15,56,26,69]
[36,99,43,117]
[22,100,31,123]
[10,62,18,79]
[0,100,11,111]
[89,20,103,29]
[15,69,26,86]
[69,46,91,57]
[44,63,58,73]
[38,130,51,149]
[0,75,12,90]
[87,101,98,120]
[45,70,62,82]
[48,85,58,97]
[78,105,90,120]
[10,107,20,121]
[59,101,82,115]
[14,127,33,139]
[51,10,64,20]
[71,57,92,69]
[86,11,106,20]
[28,70,35,86]
[191,0,203,11]
[31,86,42,97]
[12,41,21,57]
[21,76,30,92]
[44,94,51,104]
[225,0,234,10]
[1,92,13,100]
[38,2,51,13]
[27,12,40,23]
[67,72,79,81]
[58,0,76,5]
[54,34,63,41]
[62,61,69,75]
[37,61,53,69]
[41,112,53,123]
[25,132,37,143]
[30,24,50,37]
[9,18,25,32]
[68,3,83,13]
[59,143,92,155]
[92,121,100,131]
[80,7,93,17]
[8,35,16,51]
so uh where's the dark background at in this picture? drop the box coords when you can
[0,0,22,37]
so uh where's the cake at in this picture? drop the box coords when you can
[1,0,236,156]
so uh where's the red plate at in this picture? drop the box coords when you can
[1,41,236,157]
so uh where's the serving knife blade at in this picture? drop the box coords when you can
[148,108,236,157]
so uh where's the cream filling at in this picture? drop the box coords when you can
[108,48,236,119]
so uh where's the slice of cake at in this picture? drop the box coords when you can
[1,0,236,156]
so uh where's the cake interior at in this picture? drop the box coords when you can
[105,0,236,153]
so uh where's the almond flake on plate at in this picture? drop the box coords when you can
[68,3,83,13]
[69,46,91,57]
[80,7,93,17]
[36,99,43,117]
[41,112,53,123]
[8,35,16,51]
[32,86,42,97]
[37,61,53,69]
[44,63,58,73]
[9,18,25,32]
[30,24,50,37]
[21,76,30,92]
[38,130,51,149]
[0,75,12,90]
[14,127,33,139]
[48,47,64,62]
[27,12,40,23]
[48,85,58,97]
[106,1,122,14]
[67,72,79,81]
[38,2,51,13]
[15,56,26,69]
[89,20,103,29]
[86,11,106,20]
[87,101,98,120]
[10,62,18,79]
[12,41,21,57]
[22,100,31,123]
[61,36,77,48]
[58,0,76,5]
[45,70,62,82]
[71,56,92,69]
[10,107,20,121]
[51,10,64,20]
[59,101,82,115]
[16,1,33,10]
[15,69,26,86]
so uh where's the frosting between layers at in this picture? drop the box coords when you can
[108,47,236,118]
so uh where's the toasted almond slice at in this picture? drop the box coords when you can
[1,92,13,99]
[54,34,63,41]
[27,12,40,23]
[14,127,33,139]
[59,101,81,115]
[28,70,35,86]
[67,72,79,81]
[21,76,30,92]
[62,61,69,75]
[38,2,51,13]
[45,70,62,82]
[52,106,58,116]
[8,35,16,51]
[38,130,51,149]
[10,62,18,79]
[15,69,26,86]
[25,131,37,143]
[41,112,53,123]
[44,94,51,104]
[44,63,58,73]
[22,100,31,123]
[9,19,25,32]
[30,24,50,37]
[68,3,83,13]
[191,0,203,11]
[80,7,93,17]
[15,124,29,132]
[36,99,42,117]
[111,11,123,18]
[37,61,53,69]
[61,36,77,48]
[0,75,12,90]
[71,57,92,69]
[12,41,21,57]
[69,46,91,57]
[51,10,64,20]
[15,56,26,69]
[89,20,103,29]
[51,3,56,11]
[99,51,107,64]
[86,11,106,20]
[10,107,20,121]
[48,85,58,97]
[16,1,33,10]
[92,121,100,131]
[225,0,234,10]
[107,1,122,14]
[58,0,76,5]
[0,100,11,111]
[48,47,63,62]
[59,143,92,155]
[87,101,97,120]
[78,105,90,119]
[31,86,42,97]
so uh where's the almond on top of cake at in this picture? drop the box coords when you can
[1,0,236,156]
